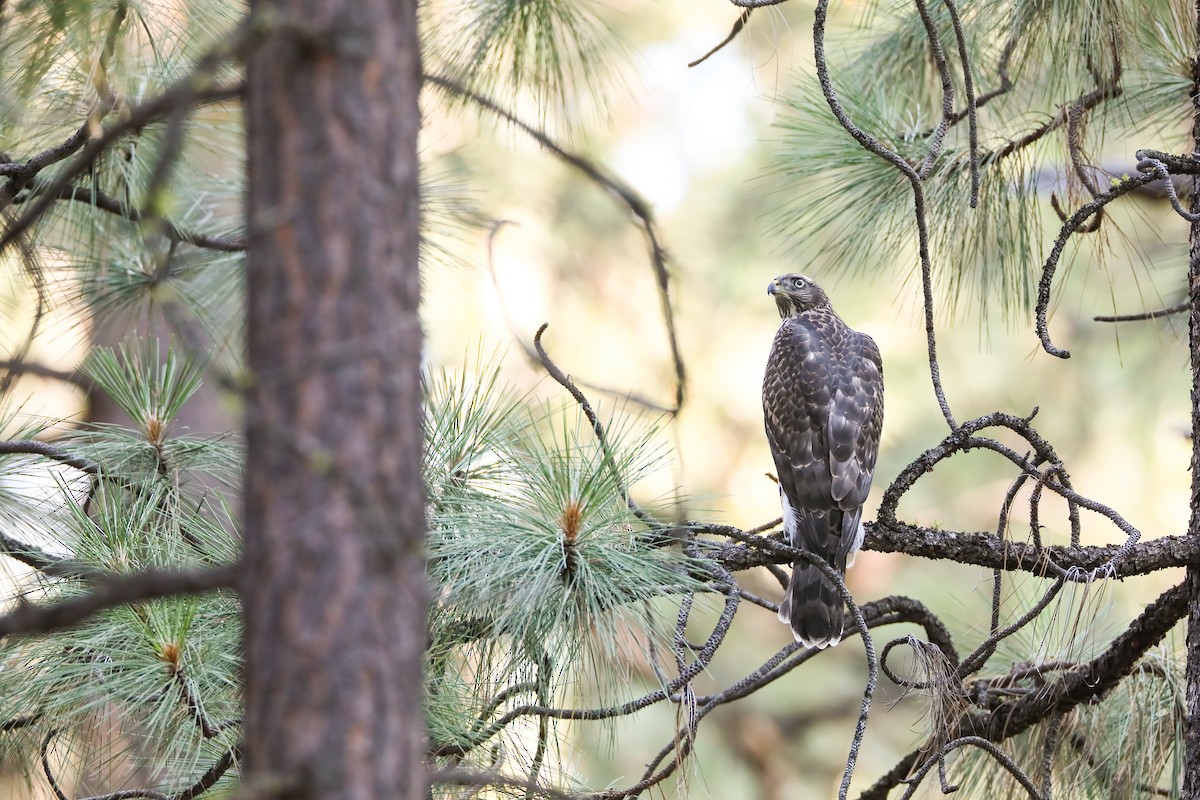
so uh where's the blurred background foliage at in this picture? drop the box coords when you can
[0,0,1195,796]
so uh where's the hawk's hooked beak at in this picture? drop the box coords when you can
[767,280,779,296]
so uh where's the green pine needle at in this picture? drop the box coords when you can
[424,358,714,767]
[81,338,204,442]
[424,0,627,128]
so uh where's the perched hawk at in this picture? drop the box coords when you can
[762,274,884,648]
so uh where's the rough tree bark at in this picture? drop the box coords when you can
[1185,0,1200,792]
[242,1,426,798]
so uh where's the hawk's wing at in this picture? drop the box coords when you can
[827,330,884,510]
[763,309,883,648]
[763,317,833,513]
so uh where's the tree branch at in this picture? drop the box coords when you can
[812,0,957,429]
[708,521,1196,580]
[858,580,1188,800]
[1182,3,1200,788]
[425,72,686,413]
[1036,170,1162,357]
[896,736,1045,800]
[21,182,246,252]
[688,9,753,68]
[986,58,1122,167]
[0,438,101,474]
[70,743,243,800]
[0,565,237,639]
[1094,302,1188,323]
[0,359,92,390]
[0,81,242,256]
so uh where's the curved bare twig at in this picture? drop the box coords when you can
[1035,172,1159,357]
[897,736,1045,800]
[812,0,957,429]
[688,9,753,67]
[426,73,687,414]
[1094,302,1188,322]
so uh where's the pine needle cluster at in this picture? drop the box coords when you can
[424,359,709,783]
[0,341,241,794]
[0,347,710,795]
[422,0,627,130]
[767,0,1194,320]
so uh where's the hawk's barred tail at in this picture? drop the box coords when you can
[777,562,844,649]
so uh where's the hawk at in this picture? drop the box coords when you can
[762,274,884,648]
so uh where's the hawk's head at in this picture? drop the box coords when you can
[768,274,831,318]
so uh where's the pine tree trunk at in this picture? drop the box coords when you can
[241,1,426,798]
[1184,2,1200,792]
